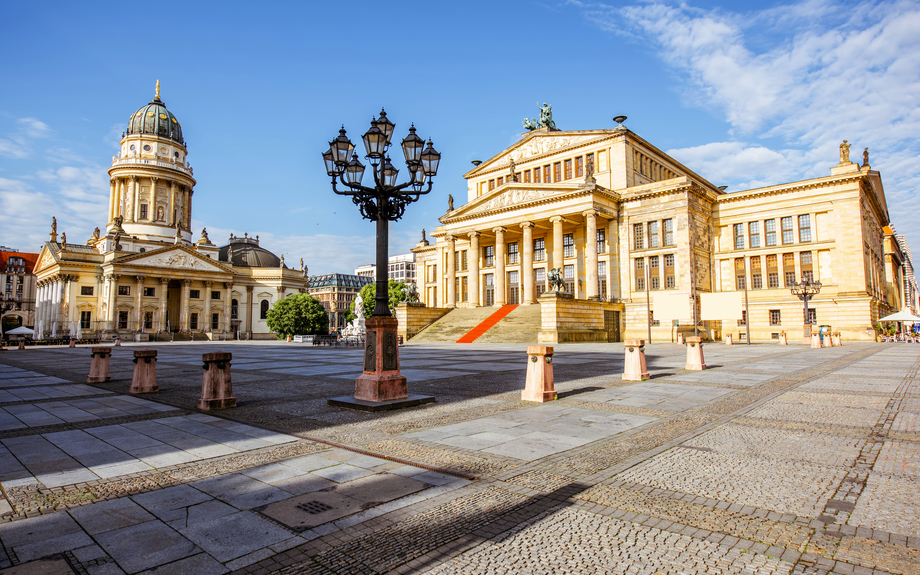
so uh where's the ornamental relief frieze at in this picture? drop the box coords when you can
[129,252,223,272]
[508,135,600,162]
[466,188,559,217]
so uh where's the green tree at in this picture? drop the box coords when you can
[265,293,329,338]
[345,280,407,323]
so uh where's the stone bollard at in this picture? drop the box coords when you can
[199,352,236,410]
[18,340,25,350]
[677,333,684,344]
[685,336,706,370]
[115,337,121,347]
[521,345,556,402]
[779,331,787,345]
[833,332,842,347]
[69,338,76,348]
[87,347,112,383]
[724,333,733,345]
[130,350,158,394]
[623,339,649,381]
[811,333,822,348]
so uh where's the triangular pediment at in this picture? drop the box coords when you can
[465,130,614,177]
[116,245,232,274]
[34,244,58,273]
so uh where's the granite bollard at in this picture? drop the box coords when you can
[779,331,787,345]
[623,339,649,381]
[18,341,25,350]
[811,333,822,349]
[87,347,112,383]
[677,333,684,344]
[521,345,556,402]
[199,352,236,410]
[685,336,706,370]
[130,349,158,394]
[833,332,842,347]
[724,333,733,345]
[69,338,76,348]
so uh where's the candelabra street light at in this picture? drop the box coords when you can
[790,278,822,343]
[323,109,440,408]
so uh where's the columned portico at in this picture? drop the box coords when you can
[468,231,480,307]
[493,227,506,306]
[521,222,535,304]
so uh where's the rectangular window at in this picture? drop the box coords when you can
[750,256,762,289]
[508,242,519,264]
[211,290,220,300]
[563,233,574,258]
[533,168,541,183]
[768,272,779,288]
[564,264,574,280]
[649,255,660,290]
[536,268,546,283]
[564,159,572,179]
[749,221,761,248]
[586,152,595,174]
[765,219,777,246]
[117,286,130,296]
[663,219,674,246]
[799,214,812,242]
[144,312,153,330]
[484,245,494,267]
[80,310,91,329]
[462,276,468,302]
[738,310,747,326]
[782,216,794,244]
[211,313,220,330]
[118,310,128,329]
[575,156,584,178]
[596,229,606,254]
[143,287,155,297]
[785,271,796,287]
[81,286,94,296]
[190,289,200,299]
[648,221,660,248]
[497,176,503,186]
[634,223,645,249]
[461,250,468,271]
[543,165,550,182]
[733,223,745,249]
[489,179,495,191]
[807,308,817,325]
[553,162,562,182]
[190,313,198,330]
[801,251,813,282]
[635,257,645,291]
[524,170,531,183]
[770,309,781,325]
[534,238,545,261]
[140,204,148,220]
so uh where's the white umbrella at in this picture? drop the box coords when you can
[51,321,57,338]
[69,321,76,338]
[35,320,43,340]
[878,310,920,322]
[76,321,83,340]
[6,326,35,335]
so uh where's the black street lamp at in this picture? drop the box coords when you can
[323,109,440,408]
[790,278,822,342]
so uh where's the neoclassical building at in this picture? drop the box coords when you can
[413,121,907,342]
[32,85,308,340]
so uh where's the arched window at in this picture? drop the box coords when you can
[260,299,270,319]
[231,299,238,320]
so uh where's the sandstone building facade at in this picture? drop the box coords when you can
[32,85,308,340]
[413,123,906,342]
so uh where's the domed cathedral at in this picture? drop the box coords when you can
[32,83,309,341]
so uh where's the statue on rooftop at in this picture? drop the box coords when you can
[51,217,57,235]
[448,194,454,211]
[839,140,851,164]
[863,147,869,166]
[523,103,556,131]
[508,159,517,182]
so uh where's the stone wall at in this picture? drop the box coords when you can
[538,292,623,343]
[396,303,451,341]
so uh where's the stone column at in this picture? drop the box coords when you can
[550,216,564,272]
[158,278,169,331]
[585,210,599,299]
[608,218,619,300]
[169,182,176,226]
[245,286,254,335]
[493,227,506,306]
[109,179,117,222]
[148,177,158,220]
[106,274,119,331]
[180,279,191,332]
[131,176,139,222]
[135,275,146,331]
[446,235,456,307]
[468,231,480,307]
[223,282,233,333]
[204,281,213,332]
[521,222,535,305]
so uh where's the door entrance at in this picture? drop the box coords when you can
[484,274,494,306]
[604,310,621,342]
[508,271,519,305]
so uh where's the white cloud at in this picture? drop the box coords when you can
[0,117,53,159]
[576,0,920,247]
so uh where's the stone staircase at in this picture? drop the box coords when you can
[409,304,543,344]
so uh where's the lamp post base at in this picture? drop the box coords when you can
[348,315,431,405]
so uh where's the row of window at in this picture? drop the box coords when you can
[732,252,814,290]
[486,152,596,191]
[92,286,223,300]
[635,254,677,290]
[110,310,223,331]
[3,275,25,284]
[766,309,817,326]
[477,232,607,268]
[634,219,675,250]
[451,262,612,304]
[732,215,812,250]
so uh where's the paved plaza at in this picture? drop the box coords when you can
[0,340,918,574]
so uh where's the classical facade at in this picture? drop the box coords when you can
[1,250,39,330]
[32,85,309,340]
[307,273,373,333]
[413,122,908,342]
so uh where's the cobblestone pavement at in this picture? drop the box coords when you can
[0,340,917,574]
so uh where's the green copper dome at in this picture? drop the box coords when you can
[126,92,184,145]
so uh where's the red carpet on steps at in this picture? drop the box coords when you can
[456,305,518,343]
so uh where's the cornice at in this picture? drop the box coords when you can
[716,171,866,204]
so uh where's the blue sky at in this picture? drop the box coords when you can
[2,0,918,274]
